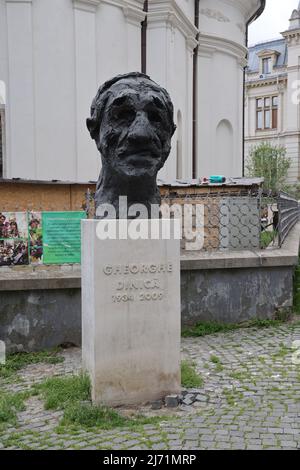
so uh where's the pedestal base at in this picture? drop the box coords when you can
[81,219,181,406]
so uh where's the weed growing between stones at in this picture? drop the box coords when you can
[0,349,64,379]
[33,374,91,410]
[181,319,290,338]
[181,360,203,388]
[0,391,31,427]
[209,355,224,372]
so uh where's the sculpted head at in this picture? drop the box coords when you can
[87,72,176,181]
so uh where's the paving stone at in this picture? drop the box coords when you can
[150,400,163,410]
[165,395,179,408]
[1,323,300,450]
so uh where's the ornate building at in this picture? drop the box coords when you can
[0,0,264,183]
[245,2,300,184]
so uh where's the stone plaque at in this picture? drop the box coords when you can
[81,219,181,406]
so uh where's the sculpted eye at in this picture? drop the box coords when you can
[148,110,163,123]
[115,107,136,122]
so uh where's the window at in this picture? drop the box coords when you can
[262,57,271,74]
[272,96,278,129]
[256,96,278,130]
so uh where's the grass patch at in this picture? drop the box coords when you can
[0,391,30,426]
[0,349,64,379]
[260,230,277,249]
[229,371,252,381]
[272,343,291,359]
[34,373,165,431]
[182,318,286,337]
[60,403,162,430]
[223,388,243,406]
[33,374,90,410]
[181,360,203,388]
[249,319,284,328]
[182,322,239,337]
[210,355,224,372]
[294,263,300,314]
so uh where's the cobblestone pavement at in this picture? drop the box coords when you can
[1,322,300,450]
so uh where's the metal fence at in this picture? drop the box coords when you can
[277,191,300,247]
[85,187,300,252]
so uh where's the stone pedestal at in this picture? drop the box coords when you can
[81,219,181,406]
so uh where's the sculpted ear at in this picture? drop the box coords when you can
[86,118,99,141]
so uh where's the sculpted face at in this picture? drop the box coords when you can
[92,77,174,179]
[87,73,175,216]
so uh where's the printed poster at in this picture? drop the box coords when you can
[42,212,86,264]
[0,212,29,266]
[29,212,43,264]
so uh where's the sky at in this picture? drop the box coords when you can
[248,0,300,45]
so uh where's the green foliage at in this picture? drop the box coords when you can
[182,321,239,337]
[246,143,290,191]
[210,355,221,364]
[282,183,300,200]
[182,319,286,338]
[34,373,164,430]
[294,262,300,314]
[260,230,277,248]
[210,355,224,372]
[0,349,64,379]
[33,374,90,410]
[60,403,162,430]
[181,360,203,388]
[0,391,30,426]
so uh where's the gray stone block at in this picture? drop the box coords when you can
[165,395,179,408]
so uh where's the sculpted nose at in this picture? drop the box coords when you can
[127,112,152,144]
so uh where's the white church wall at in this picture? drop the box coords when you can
[175,0,194,23]
[196,0,261,178]
[74,1,100,182]
[0,0,8,178]
[0,0,263,183]
[34,0,77,181]
[6,0,37,180]
[0,0,144,182]
[197,46,244,177]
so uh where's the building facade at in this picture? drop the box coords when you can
[245,2,300,184]
[0,0,264,183]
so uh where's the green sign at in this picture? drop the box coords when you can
[42,212,86,264]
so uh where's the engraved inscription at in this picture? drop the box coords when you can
[103,263,173,275]
[104,263,173,303]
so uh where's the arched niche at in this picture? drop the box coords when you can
[216,119,234,175]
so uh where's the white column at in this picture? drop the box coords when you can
[123,2,145,71]
[147,0,197,181]
[0,0,9,177]
[95,0,143,84]
[184,37,197,179]
[197,40,213,177]
[73,0,101,182]
[5,0,36,179]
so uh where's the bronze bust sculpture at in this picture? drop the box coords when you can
[87,72,176,218]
